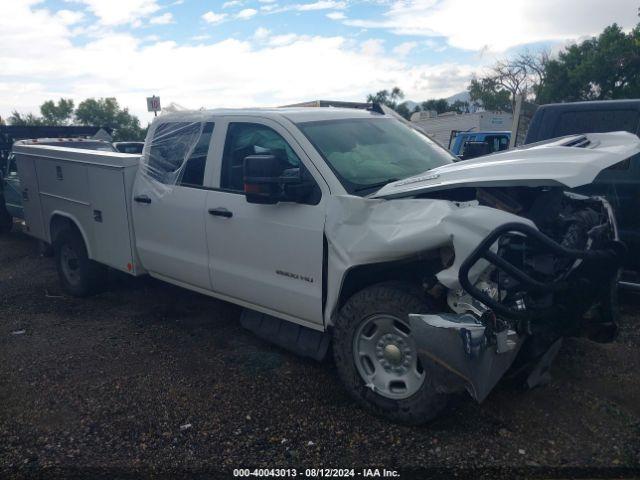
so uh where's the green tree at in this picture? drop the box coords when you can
[450,99,470,113]
[75,97,145,141]
[366,86,405,109]
[420,98,449,114]
[40,98,74,125]
[537,23,640,103]
[7,111,44,126]
[468,77,512,112]
[394,101,412,120]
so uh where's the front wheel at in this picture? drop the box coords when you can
[333,282,449,425]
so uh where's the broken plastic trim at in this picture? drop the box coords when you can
[408,313,523,402]
[458,222,626,319]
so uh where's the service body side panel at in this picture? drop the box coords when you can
[13,145,140,273]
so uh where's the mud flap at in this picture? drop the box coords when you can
[408,313,524,402]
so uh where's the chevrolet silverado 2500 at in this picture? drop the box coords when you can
[12,107,638,424]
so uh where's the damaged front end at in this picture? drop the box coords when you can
[325,132,639,406]
[410,189,625,402]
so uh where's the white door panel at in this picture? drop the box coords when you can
[133,186,211,289]
[205,192,325,324]
[205,117,327,326]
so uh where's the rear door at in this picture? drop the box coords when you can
[205,117,328,327]
[132,121,216,289]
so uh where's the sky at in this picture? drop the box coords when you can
[0,0,638,124]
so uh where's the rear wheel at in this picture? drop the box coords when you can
[55,228,105,296]
[333,282,449,425]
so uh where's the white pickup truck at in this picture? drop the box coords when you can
[12,107,639,424]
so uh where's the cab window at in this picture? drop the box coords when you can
[179,122,215,187]
[221,123,300,192]
[147,122,213,185]
[484,135,509,153]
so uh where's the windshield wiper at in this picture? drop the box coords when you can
[353,178,399,192]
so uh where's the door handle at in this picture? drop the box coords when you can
[134,194,152,204]
[208,207,233,218]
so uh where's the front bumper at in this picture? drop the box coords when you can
[410,221,626,403]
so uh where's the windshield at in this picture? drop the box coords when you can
[297,117,455,195]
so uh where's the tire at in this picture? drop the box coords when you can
[587,274,620,343]
[54,227,105,296]
[333,282,449,425]
[0,203,12,234]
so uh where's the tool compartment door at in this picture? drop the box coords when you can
[88,166,135,273]
[15,155,46,240]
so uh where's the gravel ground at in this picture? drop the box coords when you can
[1,228,640,478]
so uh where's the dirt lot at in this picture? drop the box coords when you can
[1,227,640,478]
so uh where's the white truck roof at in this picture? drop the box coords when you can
[157,107,383,124]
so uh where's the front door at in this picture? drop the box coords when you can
[132,121,216,289]
[205,118,327,326]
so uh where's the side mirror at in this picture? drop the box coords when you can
[243,154,300,204]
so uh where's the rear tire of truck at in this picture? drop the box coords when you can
[55,228,105,297]
[333,282,449,425]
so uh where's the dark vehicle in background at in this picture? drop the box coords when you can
[113,141,144,154]
[1,138,116,232]
[525,100,640,271]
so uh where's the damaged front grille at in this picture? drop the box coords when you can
[458,221,624,320]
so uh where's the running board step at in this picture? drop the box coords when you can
[240,309,330,362]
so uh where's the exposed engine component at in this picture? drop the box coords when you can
[426,185,623,348]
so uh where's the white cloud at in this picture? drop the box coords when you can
[149,12,174,25]
[253,27,271,40]
[294,1,346,11]
[344,0,638,52]
[360,39,384,56]
[269,0,347,14]
[236,8,258,19]
[326,11,346,20]
[75,0,161,26]
[393,41,417,58]
[268,34,301,46]
[202,11,227,24]
[0,1,475,123]
[222,0,243,8]
[424,39,447,53]
[55,10,85,26]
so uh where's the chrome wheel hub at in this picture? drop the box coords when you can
[353,314,425,399]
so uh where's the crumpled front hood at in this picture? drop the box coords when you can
[373,131,640,199]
